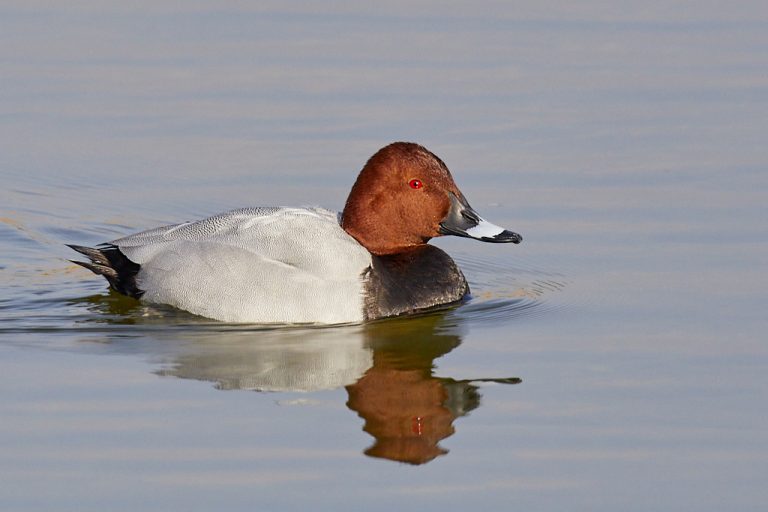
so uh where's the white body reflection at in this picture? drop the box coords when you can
[157,326,373,392]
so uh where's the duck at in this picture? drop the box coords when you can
[68,142,522,324]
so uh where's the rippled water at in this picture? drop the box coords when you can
[2,2,767,511]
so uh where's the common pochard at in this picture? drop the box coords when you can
[69,142,522,324]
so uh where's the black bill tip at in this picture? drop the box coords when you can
[484,229,522,244]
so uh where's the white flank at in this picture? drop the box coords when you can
[113,207,372,324]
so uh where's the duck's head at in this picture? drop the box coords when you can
[341,142,522,255]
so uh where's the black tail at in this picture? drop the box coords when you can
[68,244,144,299]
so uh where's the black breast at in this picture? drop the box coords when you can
[363,245,469,321]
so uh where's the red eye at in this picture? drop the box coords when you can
[408,179,423,189]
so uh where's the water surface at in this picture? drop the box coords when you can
[1,2,767,511]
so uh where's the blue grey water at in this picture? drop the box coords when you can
[1,2,767,511]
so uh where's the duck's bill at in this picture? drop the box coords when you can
[439,192,522,244]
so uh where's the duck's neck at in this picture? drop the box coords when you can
[341,210,427,255]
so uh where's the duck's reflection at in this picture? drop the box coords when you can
[345,316,515,464]
[146,310,520,464]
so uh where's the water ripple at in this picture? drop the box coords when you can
[451,252,570,325]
